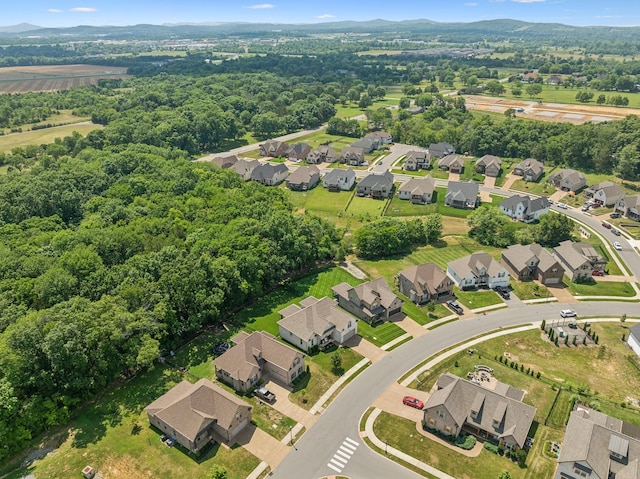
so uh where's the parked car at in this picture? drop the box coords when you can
[446,300,464,315]
[560,309,577,318]
[592,269,605,277]
[494,286,511,300]
[547,198,554,204]
[611,228,621,236]
[254,386,276,403]
[613,241,623,251]
[557,203,568,209]
[610,212,621,219]
[568,322,578,329]
[403,396,424,409]
[581,204,590,211]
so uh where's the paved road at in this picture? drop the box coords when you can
[270,301,634,479]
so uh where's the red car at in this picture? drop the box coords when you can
[592,270,605,277]
[403,396,424,409]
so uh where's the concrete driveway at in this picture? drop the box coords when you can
[390,313,429,339]
[546,284,578,303]
[344,335,388,363]
[263,380,318,428]
[448,172,460,182]
[500,173,518,191]
[233,423,291,468]
[372,382,427,423]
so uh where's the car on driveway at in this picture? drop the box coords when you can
[581,204,590,211]
[610,212,621,219]
[403,396,424,409]
[446,300,464,315]
[494,286,511,300]
[254,386,276,403]
[613,241,622,251]
[592,269,605,277]
[560,309,577,318]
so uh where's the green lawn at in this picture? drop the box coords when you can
[564,279,636,297]
[391,168,432,177]
[509,279,551,301]
[480,85,640,108]
[357,320,406,347]
[401,300,451,325]
[385,194,439,217]
[454,287,504,309]
[0,123,102,152]
[346,194,389,220]
[287,185,354,224]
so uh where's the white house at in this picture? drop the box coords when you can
[447,252,510,290]
[498,194,550,223]
[322,168,356,191]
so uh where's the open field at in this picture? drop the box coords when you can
[0,65,129,94]
[0,123,101,151]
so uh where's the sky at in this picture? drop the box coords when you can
[3,0,640,28]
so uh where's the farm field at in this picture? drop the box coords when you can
[0,123,101,152]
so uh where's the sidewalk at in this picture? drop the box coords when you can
[310,358,370,414]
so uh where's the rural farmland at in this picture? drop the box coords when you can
[0,64,129,93]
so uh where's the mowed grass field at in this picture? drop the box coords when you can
[0,123,101,151]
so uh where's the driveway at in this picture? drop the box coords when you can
[448,172,460,182]
[344,335,388,363]
[372,382,427,423]
[500,173,518,191]
[233,423,291,468]
[546,284,578,303]
[263,380,318,428]
[390,313,429,339]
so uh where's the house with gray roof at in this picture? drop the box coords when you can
[499,194,550,223]
[286,165,321,191]
[396,263,453,304]
[475,155,502,177]
[398,176,435,204]
[501,243,565,285]
[429,142,455,159]
[322,168,356,191]
[445,181,479,209]
[250,163,289,186]
[615,195,640,221]
[259,139,290,158]
[555,406,640,479]
[512,158,544,182]
[286,142,311,161]
[278,296,357,352]
[341,146,366,166]
[403,150,431,171]
[584,180,626,207]
[447,252,510,289]
[628,323,640,360]
[548,168,587,192]
[365,131,393,144]
[423,373,536,450]
[210,154,238,169]
[332,277,403,324]
[230,158,261,181]
[307,145,339,164]
[145,378,252,451]
[351,137,380,154]
[213,331,305,392]
[438,154,465,174]
[357,171,394,199]
[553,240,607,281]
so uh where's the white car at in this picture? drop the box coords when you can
[613,242,622,251]
[560,309,577,318]
[557,203,568,209]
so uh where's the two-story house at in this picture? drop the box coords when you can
[396,263,453,304]
[447,252,510,290]
[553,240,607,281]
[501,243,565,285]
[499,195,550,223]
[332,278,403,324]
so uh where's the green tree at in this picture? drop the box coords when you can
[485,80,505,96]
[614,143,640,181]
[511,86,522,97]
[467,207,515,247]
[331,350,342,374]
[525,84,543,98]
[209,465,228,479]
[423,214,443,244]
[534,213,574,246]
[499,471,512,479]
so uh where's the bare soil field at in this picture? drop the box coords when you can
[464,94,640,124]
[0,64,129,94]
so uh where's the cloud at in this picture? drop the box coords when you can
[316,14,335,19]
[69,7,98,12]
[511,0,545,3]
[465,2,477,5]
[47,8,63,13]
[246,3,275,9]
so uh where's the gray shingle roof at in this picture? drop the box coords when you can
[323,168,355,185]
[358,170,394,189]
[251,163,289,182]
[448,251,505,279]
[502,243,560,274]
[398,176,435,196]
[499,194,549,215]
[287,165,320,185]
[278,296,354,342]
[445,181,479,203]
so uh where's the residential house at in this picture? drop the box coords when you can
[403,150,431,171]
[307,145,339,164]
[438,154,465,174]
[259,140,290,158]
[555,406,640,479]
[429,142,455,159]
[277,296,357,352]
[351,137,380,154]
[210,154,238,169]
[332,278,403,324]
[145,378,252,451]
[547,168,587,192]
[584,180,626,207]
[512,158,544,182]
[553,240,607,281]
[341,146,366,166]
[546,75,563,85]
[407,106,424,115]
[398,176,435,204]
[213,331,305,392]
[447,252,510,289]
[445,181,479,209]
[521,72,539,83]
[501,243,565,285]
[499,194,550,223]
[286,165,321,191]
[357,171,394,199]
[365,131,393,144]
[230,159,260,181]
[396,263,453,304]
[322,168,356,191]
[475,155,502,177]
[286,142,311,161]
[629,323,640,359]
[423,373,536,450]
[250,163,289,186]
[615,195,640,221]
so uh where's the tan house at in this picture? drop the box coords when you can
[250,163,289,186]
[438,154,465,174]
[307,145,339,164]
[547,168,586,192]
[584,180,626,207]
[332,278,403,324]
[501,243,565,285]
[278,296,357,352]
[259,140,289,158]
[396,263,453,304]
[213,331,305,392]
[397,176,435,204]
[341,146,366,166]
[286,165,321,191]
[230,159,261,181]
[615,195,640,221]
[553,240,607,281]
[145,378,252,452]
[475,155,502,177]
[423,373,536,450]
[512,158,544,182]
[210,154,238,169]
[403,150,431,171]
[286,143,311,161]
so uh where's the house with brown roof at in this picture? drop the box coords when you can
[213,331,305,392]
[501,243,565,285]
[423,373,536,450]
[145,378,252,452]
[278,296,357,352]
[307,145,339,164]
[475,155,502,177]
[210,154,238,169]
[398,176,435,204]
[555,406,640,479]
[332,278,403,324]
[512,158,544,182]
[615,195,640,221]
[286,142,311,161]
[584,180,626,207]
[341,146,366,166]
[553,240,607,281]
[357,171,394,199]
[259,140,290,158]
[438,154,465,174]
[286,165,321,191]
[403,150,431,171]
[250,163,289,186]
[447,252,510,290]
[396,263,453,304]
[230,159,261,181]
[548,168,587,192]
[499,194,550,223]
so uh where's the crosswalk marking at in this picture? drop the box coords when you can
[326,437,360,474]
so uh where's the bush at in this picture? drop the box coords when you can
[455,435,477,450]
[484,442,500,454]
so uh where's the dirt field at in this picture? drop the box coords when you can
[464,94,640,124]
[0,64,129,94]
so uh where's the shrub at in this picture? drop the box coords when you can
[455,435,477,450]
[484,442,500,454]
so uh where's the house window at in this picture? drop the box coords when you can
[572,467,588,477]
[552,268,558,273]
[470,410,478,419]
[492,419,499,428]
[437,410,446,419]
